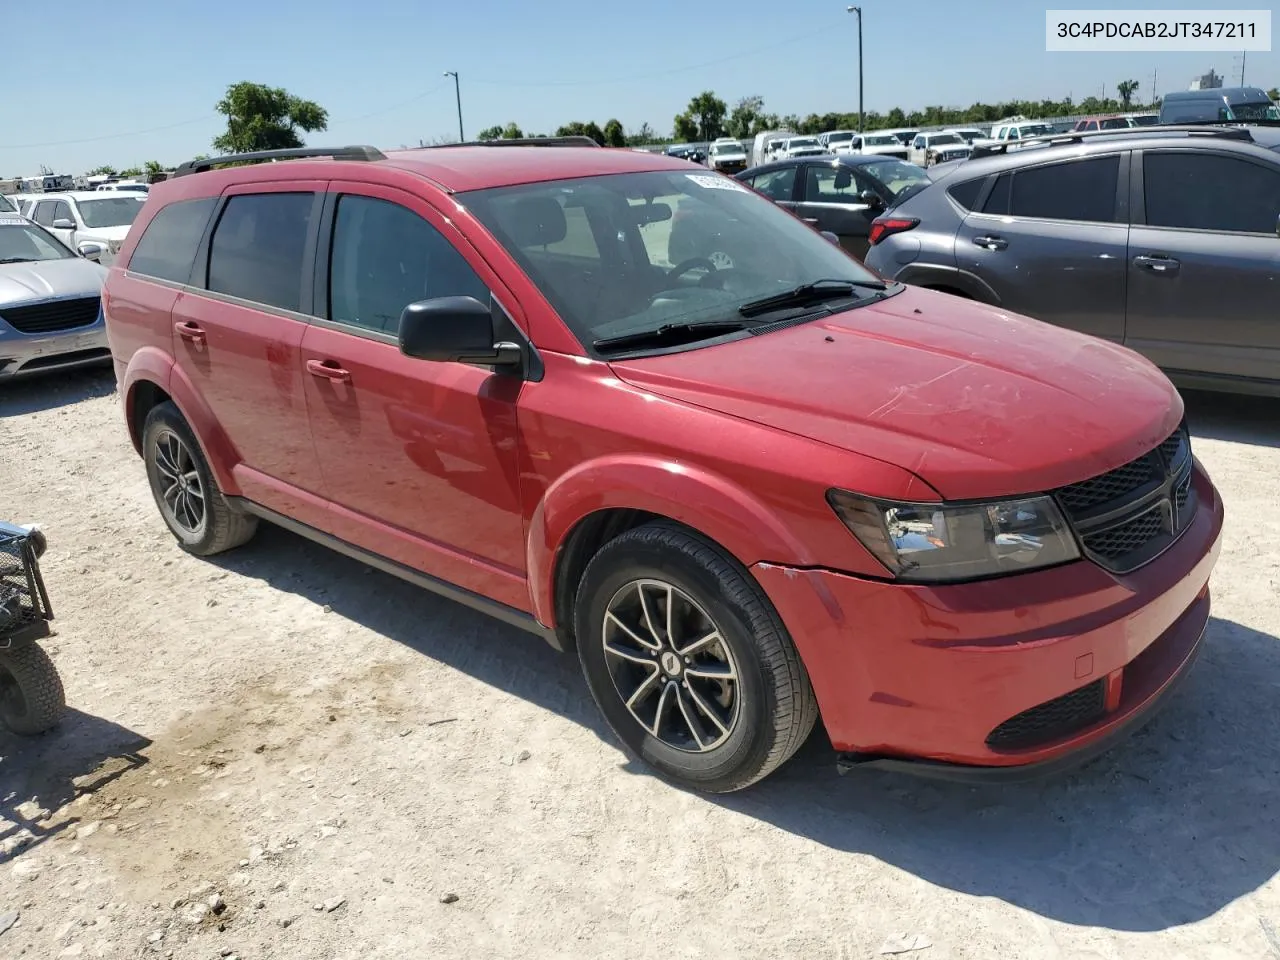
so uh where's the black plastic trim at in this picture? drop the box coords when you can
[227,498,560,649]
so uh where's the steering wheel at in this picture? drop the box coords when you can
[667,257,718,283]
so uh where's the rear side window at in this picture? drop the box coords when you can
[1144,153,1280,233]
[207,193,315,312]
[328,195,488,334]
[1007,156,1119,223]
[946,178,985,210]
[128,198,216,284]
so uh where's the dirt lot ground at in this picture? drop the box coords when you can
[2,369,1279,960]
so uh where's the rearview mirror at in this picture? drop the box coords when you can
[398,296,522,368]
[633,202,672,225]
[77,241,105,261]
[52,218,76,229]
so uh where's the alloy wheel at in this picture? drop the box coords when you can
[601,578,741,752]
[153,430,206,536]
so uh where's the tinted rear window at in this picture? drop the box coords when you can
[127,198,216,284]
[207,193,315,312]
[1144,152,1280,233]
[946,177,985,210]
[1005,156,1119,222]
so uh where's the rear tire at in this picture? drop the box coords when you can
[0,643,66,735]
[142,402,257,556]
[575,522,818,793]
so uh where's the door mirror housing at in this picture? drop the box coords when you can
[398,296,523,368]
[858,190,884,208]
[77,241,105,261]
[52,218,76,230]
[819,230,841,245]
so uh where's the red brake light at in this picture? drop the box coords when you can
[868,216,920,246]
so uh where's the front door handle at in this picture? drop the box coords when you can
[306,358,352,383]
[801,217,819,225]
[973,235,1008,250]
[1133,254,1180,275]
[174,320,206,345]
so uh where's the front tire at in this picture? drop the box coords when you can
[142,402,257,556]
[575,522,818,793]
[0,643,66,735]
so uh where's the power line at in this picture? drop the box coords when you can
[2,115,217,150]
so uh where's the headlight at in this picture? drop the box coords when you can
[827,490,1080,583]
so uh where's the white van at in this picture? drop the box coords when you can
[750,130,795,167]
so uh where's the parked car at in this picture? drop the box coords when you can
[863,124,1280,396]
[1072,115,1134,132]
[908,131,972,166]
[1129,113,1160,127]
[879,127,919,146]
[735,154,930,258]
[1159,86,1280,124]
[820,130,859,153]
[106,142,1221,793]
[0,195,19,215]
[98,181,150,194]
[750,130,795,167]
[946,128,988,144]
[25,191,146,265]
[707,138,748,175]
[974,118,1055,146]
[0,215,110,379]
[778,136,828,159]
[846,132,909,160]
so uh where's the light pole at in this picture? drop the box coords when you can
[846,6,863,133]
[443,71,464,142]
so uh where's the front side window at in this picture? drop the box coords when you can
[0,224,74,262]
[1144,152,1280,233]
[804,165,871,204]
[32,202,55,226]
[128,198,217,283]
[751,167,797,201]
[207,192,315,312]
[1006,156,1119,222]
[462,169,886,353]
[329,195,488,334]
[51,201,73,224]
[77,197,144,229]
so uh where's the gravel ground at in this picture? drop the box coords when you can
[2,368,1279,960]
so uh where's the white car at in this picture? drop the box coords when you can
[98,181,150,194]
[850,132,909,160]
[821,130,859,154]
[945,127,987,144]
[779,136,828,159]
[707,139,749,175]
[24,191,146,265]
[907,131,972,166]
[973,119,1055,148]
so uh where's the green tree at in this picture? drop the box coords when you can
[674,91,728,141]
[603,119,626,147]
[626,122,660,146]
[143,160,164,176]
[726,96,764,139]
[212,81,328,154]
[1268,87,1279,101]
[501,122,524,139]
[88,165,117,176]
[476,125,504,140]
[672,114,699,142]
[119,166,143,178]
[1117,79,1139,110]
[555,121,606,144]
[476,122,524,140]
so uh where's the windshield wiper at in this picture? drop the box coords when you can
[737,278,888,318]
[0,257,36,264]
[593,320,749,352]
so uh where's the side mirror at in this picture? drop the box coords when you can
[52,218,76,229]
[858,190,884,208]
[820,230,840,245]
[398,296,522,368]
[77,241,105,261]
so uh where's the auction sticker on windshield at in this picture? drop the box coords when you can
[686,174,747,191]
[0,218,26,226]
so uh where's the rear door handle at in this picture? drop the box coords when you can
[174,320,206,345]
[306,358,352,383]
[1134,254,1180,275]
[973,235,1008,250]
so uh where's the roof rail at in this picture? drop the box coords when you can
[444,136,602,148]
[172,145,386,178]
[969,125,1254,159]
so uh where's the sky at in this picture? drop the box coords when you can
[2,0,1275,176]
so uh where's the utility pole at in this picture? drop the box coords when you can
[1151,68,1158,107]
[443,71,464,142]
[846,6,863,132]
[1240,50,1247,86]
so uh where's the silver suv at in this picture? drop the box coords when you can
[862,125,1280,396]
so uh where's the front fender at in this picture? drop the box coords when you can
[122,348,242,497]
[526,454,817,628]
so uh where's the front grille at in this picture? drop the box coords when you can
[0,296,101,334]
[986,679,1106,749]
[1054,423,1195,574]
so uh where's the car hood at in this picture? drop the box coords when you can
[862,144,909,155]
[77,224,132,242]
[0,257,107,304]
[608,289,1182,501]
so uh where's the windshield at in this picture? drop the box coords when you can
[1230,101,1280,120]
[1020,124,1052,138]
[864,135,899,147]
[462,170,885,353]
[710,143,743,156]
[927,134,963,146]
[0,222,74,262]
[787,138,821,149]
[78,196,144,228]
[827,132,855,144]
[862,160,930,197]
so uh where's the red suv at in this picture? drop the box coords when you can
[104,141,1223,792]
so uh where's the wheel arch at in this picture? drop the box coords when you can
[895,263,1000,304]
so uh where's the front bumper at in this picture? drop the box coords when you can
[753,463,1223,773]
[0,314,110,380]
